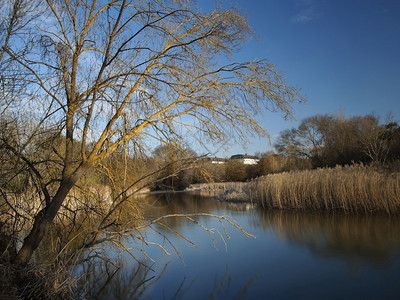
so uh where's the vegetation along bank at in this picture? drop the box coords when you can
[188,164,400,215]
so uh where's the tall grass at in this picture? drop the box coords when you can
[250,164,400,214]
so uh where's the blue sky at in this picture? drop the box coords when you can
[200,0,400,156]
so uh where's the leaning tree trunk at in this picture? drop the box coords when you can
[13,173,81,266]
[13,100,84,266]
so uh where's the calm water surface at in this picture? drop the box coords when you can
[83,193,400,299]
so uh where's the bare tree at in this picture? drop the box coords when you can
[275,115,332,166]
[358,117,399,164]
[1,0,303,266]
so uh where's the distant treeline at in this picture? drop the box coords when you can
[6,113,395,192]
[148,114,400,190]
[2,113,399,194]
[274,114,400,167]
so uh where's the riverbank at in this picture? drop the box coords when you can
[187,164,400,214]
[186,182,251,202]
[0,224,74,299]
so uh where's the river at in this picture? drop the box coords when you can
[78,192,400,299]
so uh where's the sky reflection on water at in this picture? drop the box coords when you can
[81,193,400,299]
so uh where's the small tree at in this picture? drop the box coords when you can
[275,115,333,167]
[257,152,287,175]
[358,118,400,164]
[150,144,198,190]
[386,122,400,161]
[225,160,247,182]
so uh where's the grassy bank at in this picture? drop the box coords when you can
[250,164,400,214]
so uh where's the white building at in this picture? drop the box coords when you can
[230,154,259,165]
[210,157,227,164]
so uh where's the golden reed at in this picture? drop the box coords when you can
[250,164,400,214]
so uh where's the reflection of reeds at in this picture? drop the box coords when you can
[255,210,400,266]
[251,164,400,214]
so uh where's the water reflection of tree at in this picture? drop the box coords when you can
[254,210,400,267]
[140,193,226,229]
[76,257,257,299]
[152,264,258,299]
[208,265,258,300]
[75,256,168,299]
[139,192,253,244]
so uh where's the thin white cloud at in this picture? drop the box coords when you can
[291,0,322,23]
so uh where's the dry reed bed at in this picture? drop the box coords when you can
[250,165,400,214]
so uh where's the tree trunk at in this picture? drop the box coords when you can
[12,98,82,266]
[12,172,81,266]
[12,211,52,266]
